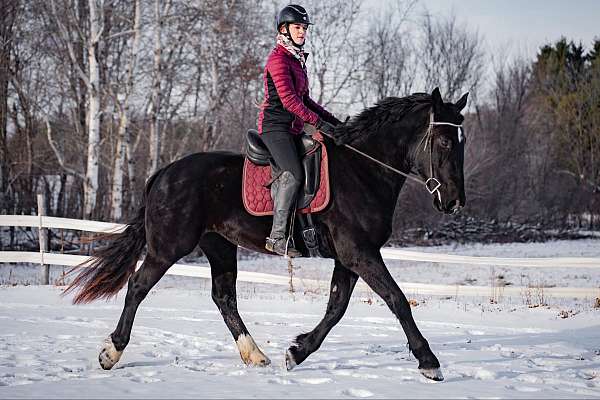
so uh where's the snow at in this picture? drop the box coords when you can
[1,239,600,398]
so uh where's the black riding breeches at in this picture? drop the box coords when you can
[260,130,303,182]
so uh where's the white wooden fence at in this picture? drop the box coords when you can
[1,201,600,299]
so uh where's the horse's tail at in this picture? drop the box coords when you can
[64,173,160,304]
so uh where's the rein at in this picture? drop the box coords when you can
[320,113,464,199]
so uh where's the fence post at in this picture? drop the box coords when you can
[37,194,49,285]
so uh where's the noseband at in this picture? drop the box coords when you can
[321,113,464,200]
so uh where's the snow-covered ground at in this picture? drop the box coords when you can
[1,286,599,398]
[1,239,599,398]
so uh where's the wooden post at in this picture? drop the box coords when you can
[37,194,49,285]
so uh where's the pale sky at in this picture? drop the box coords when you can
[356,0,599,101]
[417,0,599,59]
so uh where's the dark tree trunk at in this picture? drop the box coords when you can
[0,1,19,213]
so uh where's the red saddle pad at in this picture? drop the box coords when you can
[242,133,330,216]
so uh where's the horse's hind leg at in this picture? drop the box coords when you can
[99,253,173,370]
[285,260,358,370]
[200,233,271,366]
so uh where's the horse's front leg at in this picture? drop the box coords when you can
[342,249,443,381]
[285,260,358,370]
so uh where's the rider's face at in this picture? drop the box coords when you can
[283,23,308,45]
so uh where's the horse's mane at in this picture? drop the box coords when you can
[343,93,432,143]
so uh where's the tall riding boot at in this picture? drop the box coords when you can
[265,171,302,257]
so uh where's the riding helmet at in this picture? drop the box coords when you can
[276,4,313,32]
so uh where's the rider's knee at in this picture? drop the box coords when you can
[280,170,302,189]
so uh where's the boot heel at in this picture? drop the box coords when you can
[265,237,276,252]
[265,237,301,257]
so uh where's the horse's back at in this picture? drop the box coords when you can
[146,150,245,218]
[150,151,244,190]
[168,150,244,175]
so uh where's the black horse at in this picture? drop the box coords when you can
[65,87,468,381]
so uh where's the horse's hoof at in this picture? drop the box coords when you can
[419,367,444,381]
[241,355,271,367]
[236,334,271,367]
[285,348,297,371]
[248,354,271,367]
[99,337,123,370]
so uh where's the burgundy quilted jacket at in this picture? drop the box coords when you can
[258,44,337,135]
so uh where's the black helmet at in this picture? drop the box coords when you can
[276,4,312,32]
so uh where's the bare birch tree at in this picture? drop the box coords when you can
[85,0,103,219]
[49,0,104,219]
[146,0,172,178]
[110,0,141,220]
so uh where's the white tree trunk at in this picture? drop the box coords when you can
[147,0,166,178]
[111,0,141,221]
[111,112,127,221]
[126,129,136,209]
[84,0,104,219]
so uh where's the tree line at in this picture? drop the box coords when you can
[1,0,598,235]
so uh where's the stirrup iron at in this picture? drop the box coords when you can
[298,213,322,258]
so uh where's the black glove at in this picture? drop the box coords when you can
[315,118,336,137]
[316,118,352,146]
[330,116,343,126]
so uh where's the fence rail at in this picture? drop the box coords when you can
[1,213,599,299]
[381,249,600,267]
[1,214,125,233]
[2,215,599,268]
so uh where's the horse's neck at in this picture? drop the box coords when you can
[353,121,418,174]
[333,126,415,206]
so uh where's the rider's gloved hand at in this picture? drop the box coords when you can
[330,116,343,126]
[316,118,336,137]
[317,117,352,146]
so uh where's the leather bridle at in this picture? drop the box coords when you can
[320,113,464,203]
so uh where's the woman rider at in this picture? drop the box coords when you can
[257,4,341,257]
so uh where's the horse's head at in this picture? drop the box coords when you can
[414,87,468,215]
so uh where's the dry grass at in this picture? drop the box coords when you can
[521,282,548,308]
[558,309,580,319]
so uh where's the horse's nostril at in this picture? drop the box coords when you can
[448,200,461,213]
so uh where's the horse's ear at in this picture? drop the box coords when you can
[431,87,443,114]
[455,92,469,112]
